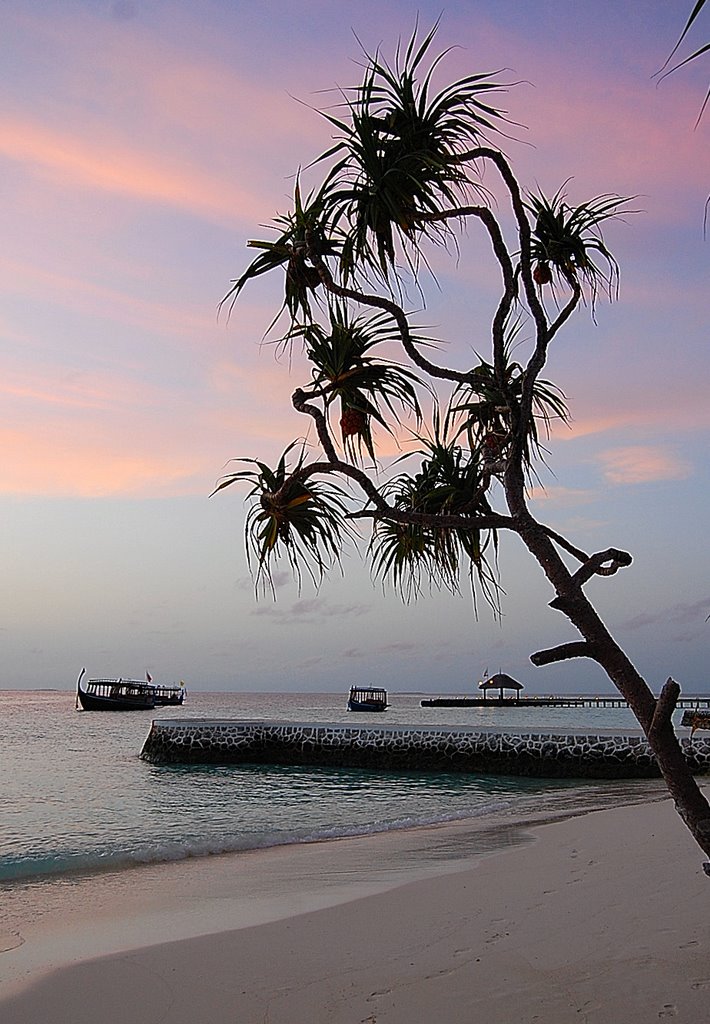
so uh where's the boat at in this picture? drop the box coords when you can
[75,670,187,711]
[76,669,156,711]
[152,683,186,706]
[347,685,388,712]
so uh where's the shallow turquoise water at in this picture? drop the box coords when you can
[0,688,672,886]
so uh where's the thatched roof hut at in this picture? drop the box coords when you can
[478,672,524,700]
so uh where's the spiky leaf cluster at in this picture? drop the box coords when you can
[290,304,423,461]
[220,181,340,331]
[369,409,500,608]
[212,443,352,592]
[453,320,569,475]
[526,186,633,312]
[316,20,512,278]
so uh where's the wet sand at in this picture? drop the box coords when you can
[1,782,708,1023]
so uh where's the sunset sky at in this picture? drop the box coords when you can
[1,0,708,694]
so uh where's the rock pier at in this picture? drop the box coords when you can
[140,719,710,780]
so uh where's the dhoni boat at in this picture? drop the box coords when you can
[347,685,388,712]
[75,668,186,711]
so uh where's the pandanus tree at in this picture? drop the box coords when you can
[218,23,710,867]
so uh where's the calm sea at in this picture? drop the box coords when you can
[1,688,671,889]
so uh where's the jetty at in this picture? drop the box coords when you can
[420,695,710,709]
[140,719,710,780]
[422,672,710,710]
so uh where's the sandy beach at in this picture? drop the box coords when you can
[1,784,708,1024]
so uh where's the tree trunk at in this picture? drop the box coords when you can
[513,508,710,865]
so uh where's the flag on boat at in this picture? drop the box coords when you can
[146,671,153,683]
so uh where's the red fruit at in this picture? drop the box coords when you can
[533,262,552,285]
[340,407,367,439]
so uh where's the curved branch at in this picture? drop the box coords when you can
[541,525,590,564]
[291,388,339,462]
[418,204,518,384]
[547,282,582,341]
[417,205,515,295]
[283,456,391,512]
[454,147,546,330]
[530,641,598,666]
[271,448,515,533]
[305,235,472,385]
[571,548,633,586]
[289,385,515,534]
[449,149,583,493]
[348,507,515,532]
[449,147,553,478]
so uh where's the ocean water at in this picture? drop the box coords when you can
[1,688,673,890]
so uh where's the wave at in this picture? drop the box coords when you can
[0,799,513,887]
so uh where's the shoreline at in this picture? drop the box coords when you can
[0,777,664,928]
[3,778,705,1023]
[0,773,666,890]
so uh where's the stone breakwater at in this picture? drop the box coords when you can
[140,719,710,780]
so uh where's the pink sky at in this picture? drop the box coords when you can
[1,0,708,692]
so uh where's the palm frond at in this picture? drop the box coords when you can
[219,178,341,331]
[313,21,514,281]
[452,314,569,474]
[213,442,353,593]
[525,185,635,314]
[663,0,707,68]
[290,303,425,461]
[656,2,709,124]
[369,404,501,610]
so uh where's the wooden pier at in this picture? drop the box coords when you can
[420,695,710,709]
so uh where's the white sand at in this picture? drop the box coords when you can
[1,785,708,1023]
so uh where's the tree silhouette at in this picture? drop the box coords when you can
[219,23,710,867]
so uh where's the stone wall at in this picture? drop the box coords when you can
[140,719,710,780]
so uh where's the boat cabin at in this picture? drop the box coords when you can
[347,686,388,712]
[77,675,155,711]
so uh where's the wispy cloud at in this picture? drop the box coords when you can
[2,6,329,232]
[528,485,598,508]
[340,639,420,659]
[597,445,692,484]
[551,394,710,442]
[250,598,371,624]
[623,597,710,632]
[0,425,204,498]
[0,117,265,227]
[0,254,217,339]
